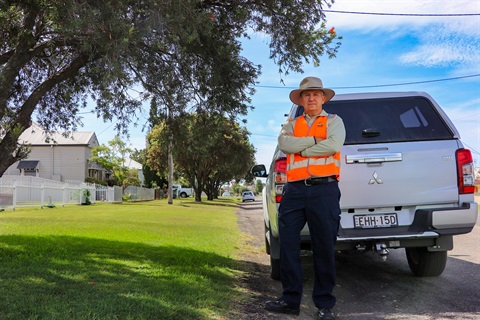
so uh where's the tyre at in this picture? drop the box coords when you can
[180,192,187,198]
[265,223,281,280]
[405,247,447,277]
[270,255,281,280]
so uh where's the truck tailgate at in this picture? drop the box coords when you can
[339,140,460,209]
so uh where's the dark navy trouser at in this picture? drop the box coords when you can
[278,180,341,309]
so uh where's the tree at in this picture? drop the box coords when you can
[89,135,134,188]
[200,117,256,200]
[255,179,264,194]
[146,113,255,201]
[130,148,166,189]
[0,0,340,177]
[123,168,141,188]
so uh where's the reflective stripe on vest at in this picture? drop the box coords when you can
[286,115,341,182]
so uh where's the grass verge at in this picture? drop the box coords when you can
[0,198,245,319]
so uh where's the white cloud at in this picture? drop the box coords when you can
[326,1,480,70]
[398,24,480,68]
[329,0,480,31]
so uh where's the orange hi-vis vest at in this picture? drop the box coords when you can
[286,114,341,182]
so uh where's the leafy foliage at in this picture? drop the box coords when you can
[146,113,255,201]
[255,179,264,194]
[130,147,166,189]
[89,135,138,188]
[0,0,340,176]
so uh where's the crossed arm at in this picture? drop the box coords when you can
[278,116,346,157]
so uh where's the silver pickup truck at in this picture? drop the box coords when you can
[252,91,478,279]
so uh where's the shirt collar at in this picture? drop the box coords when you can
[304,109,328,120]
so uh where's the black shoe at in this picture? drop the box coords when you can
[317,308,335,320]
[265,299,300,315]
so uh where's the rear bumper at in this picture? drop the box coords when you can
[410,202,478,235]
[292,202,477,253]
[328,202,478,250]
[333,202,477,244]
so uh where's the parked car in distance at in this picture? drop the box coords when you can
[242,191,255,202]
[172,184,193,198]
[222,192,231,197]
[252,91,478,280]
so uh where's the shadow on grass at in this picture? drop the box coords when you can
[0,235,239,320]
[177,198,239,208]
[121,198,240,208]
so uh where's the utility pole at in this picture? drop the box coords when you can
[167,135,174,204]
[167,105,174,205]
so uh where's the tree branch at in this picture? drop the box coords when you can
[0,8,38,117]
[15,53,91,130]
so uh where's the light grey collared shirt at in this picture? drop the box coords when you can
[278,109,346,157]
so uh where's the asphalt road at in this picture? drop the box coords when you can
[236,196,480,320]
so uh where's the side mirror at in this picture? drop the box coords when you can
[251,164,268,178]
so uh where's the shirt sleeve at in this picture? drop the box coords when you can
[277,119,316,154]
[300,115,346,157]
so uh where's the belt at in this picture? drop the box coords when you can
[291,176,338,186]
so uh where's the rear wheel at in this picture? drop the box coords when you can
[265,223,281,280]
[405,247,447,277]
[180,192,187,198]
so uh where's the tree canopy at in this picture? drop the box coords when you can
[146,112,255,201]
[89,135,138,188]
[0,0,340,176]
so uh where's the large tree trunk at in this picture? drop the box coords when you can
[0,133,26,176]
[195,188,202,202]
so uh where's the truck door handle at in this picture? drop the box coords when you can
[362,129,380,137]
[345,153,403,164]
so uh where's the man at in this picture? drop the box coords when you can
[265,76,345,320]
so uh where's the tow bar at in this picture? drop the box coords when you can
[375,243,390,261]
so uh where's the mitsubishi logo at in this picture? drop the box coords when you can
[369,171,383,184]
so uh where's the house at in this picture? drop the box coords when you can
[3,122,103,183]
[123,157,145,186]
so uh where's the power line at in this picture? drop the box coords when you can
[255,74,480,90]
[452,112,480,122]
[333,74,480,89]
[462,141,480,155]
[323,10,480,17]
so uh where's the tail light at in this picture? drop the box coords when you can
[274,158,287,203]
[456,148,475,194]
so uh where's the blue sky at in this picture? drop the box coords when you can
[80,0,480,167]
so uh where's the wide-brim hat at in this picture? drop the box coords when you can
[289,76,335,105]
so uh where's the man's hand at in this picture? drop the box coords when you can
[314,136,324,144]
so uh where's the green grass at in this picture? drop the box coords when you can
[0,199,245,319]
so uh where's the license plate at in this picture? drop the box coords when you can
[354,213,398,229]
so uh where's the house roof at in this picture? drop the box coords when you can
[123,157,142,170]
[18,122,99,147]
[88,161,106,171]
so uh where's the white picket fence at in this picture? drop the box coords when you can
[95,185,123,203]
[0,176,123,210]
[124,185,155,201]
